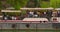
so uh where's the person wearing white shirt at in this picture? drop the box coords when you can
[4,17,7,20]
[29,11,34,15]
[11,16,15,20]
[28,11,34,17]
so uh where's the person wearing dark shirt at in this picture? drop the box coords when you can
[46,10,52,21]
[57,11,60,17]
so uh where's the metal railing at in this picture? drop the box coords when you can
[0,20,60,32]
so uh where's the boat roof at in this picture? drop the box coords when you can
[23,18,48,21]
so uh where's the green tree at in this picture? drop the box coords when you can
[6,0,29,10]
[0,0,29,10]
[0,1,2,10]
[50,0,60,8]
[34,0,40,7]
[40,1,50,8]
[40,0,50,8]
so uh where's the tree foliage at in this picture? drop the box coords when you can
[6,0,29,10]
[40,0,60,8]
[0,0,29,10]
[40,1,50,8]
[50,0,60,8]
[0,1,2,10]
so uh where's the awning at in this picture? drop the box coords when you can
[20,8,54,10]
[55,8,60,10]
[1,10,21,12]
[6,7,54,10]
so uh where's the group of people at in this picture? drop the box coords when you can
[26,11,52,18]
[3,10,60,20]
[3,15,19,20]
[25,10,60,21]
[27,10,60,17]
